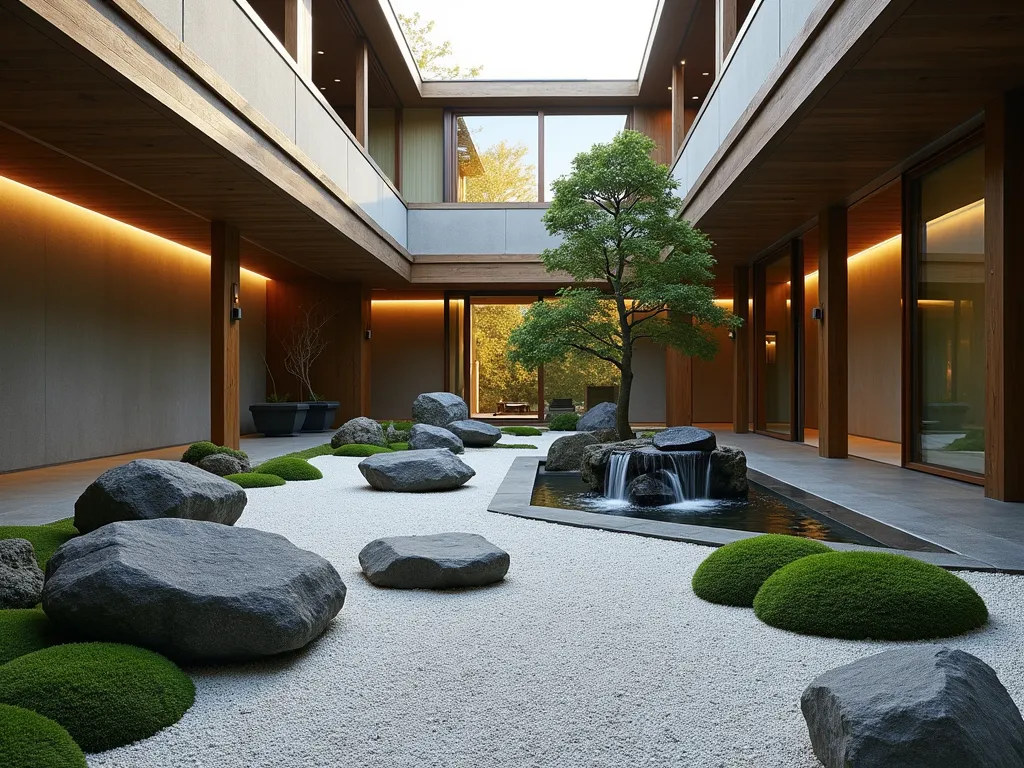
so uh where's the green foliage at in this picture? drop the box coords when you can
[180,441,249,465]
[691,535,831,607]
[0,519,77,570]
[492,443,538,450]
[333,444,394,457]
[753,551,989,640]
[225,473,286,489]
[547,413,580,431]
[501,426,543,437]
[265,393,292,403]
[0,643,195,753]
[543,352,619,411]
[379,420,414,432]
[388,442,410,451]
[0,704,86,768]
[472,305,538,412]
[254,456,323,481]
[638,430,657,438]
[944,429,984,452]
[0,609,62,665]
[397,11,483,80]
[462,141,538,203]
[279,443,334,461]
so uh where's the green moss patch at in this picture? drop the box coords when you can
[493,443,538,449]
[501,426,543,437]
[0,519,77,570]
[388,442,410,451]
[691,535,831,607]
[547,413,580,431]
[380,420,413,431]
[254,456,323,481]
[0,704,86,767]
[0,643,195,753]
[333,444,394,457]
[943,429,984,452]
[281,443,334,461]
[180,441,248,465]
[0,609,62,666]
[225,473,286,489]
[753,551,989,640]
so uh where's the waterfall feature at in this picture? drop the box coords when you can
[604,449,712,504]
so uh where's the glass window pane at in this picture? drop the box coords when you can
[469,299,539,417]
[915,146,985,474]
[457,116,538,202]
[763,251,793,436]
[543,114,627,200]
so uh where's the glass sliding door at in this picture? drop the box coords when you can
[909,143,986,477]
[755,244,802,440]
[468,297,542,419]
[443,295,466,398]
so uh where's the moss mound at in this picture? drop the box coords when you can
[0,704,86,767]
[333,444,394,457]
[225,472,286,489]
[254,456,323,481]
[388,442,410,451]
[501,426,543,437]
[0,609,62,665]
[753,551,989,640]
[493,443,538,449]
[282,443,334,460]
[547,413,580,431]
[380,420,413,431]
[0,643,195,753]
[691,535,831,607]
[0,519,77,570]
[180,441,248,465]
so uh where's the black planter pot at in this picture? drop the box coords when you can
[249,403,309,437]
[300,401,340,432]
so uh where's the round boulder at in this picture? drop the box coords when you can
[197,453,248,477]
[409,423,465,454]
[545,432,599,472]
[0,540,43,609]
[446,420,501,447]
[412,392,469,427]
[42,518,346,662]
[358,449,475,492]
[73,459,246,534]
[330,416,385,448]
[577,401,618,432]
[628,471,677,507]
[653,426,717,452]
[359,533,510,589]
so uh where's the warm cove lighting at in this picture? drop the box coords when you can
[802,232,903,282]
[371,299,445,305]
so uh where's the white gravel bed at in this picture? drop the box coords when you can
[90,433,1024,768]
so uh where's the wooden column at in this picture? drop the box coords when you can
[733,265,750,433]
[715,0,738,76]
[665,347,693,427]
[284,0,313,79]
[984,90,1024,500]
[211,221,241,449]
[355,39,369,147]
[671,61,686,157]
[817,206,848,458]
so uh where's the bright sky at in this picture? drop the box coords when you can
[389,0,661,81]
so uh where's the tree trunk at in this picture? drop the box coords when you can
[616,364,634,441]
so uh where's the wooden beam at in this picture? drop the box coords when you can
[715,0,738,76]
[671,61,686,158]
[985,90,1024,500]
[666,314,693,426]
[817,207,848,458]
[211,221,241,449]
[284,0,313,79]
[355,39,369,147]
[733,265,749,433]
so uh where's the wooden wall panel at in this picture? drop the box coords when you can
[368,108,396,182]
[732,266,749,432]
[632,107,673,166]
[211,221,241,449]
[402,109,444,203]
[818,206,848,458]
[693,325,734,423]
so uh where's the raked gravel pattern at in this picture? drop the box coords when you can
[89,433,1024,768]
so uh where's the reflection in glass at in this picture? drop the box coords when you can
[446,298,465,399]
[914,146,985,475]
[763,252,793,436]
[543,114,627,199]
[469,300,539,416]
[456,116,538,202]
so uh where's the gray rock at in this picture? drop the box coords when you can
[581,439,654,492]
[546,432,599,472]
[359,533,510,589]
[74,459,247,534]
[409,423,465,454]
[386,424,410,444]
[802,646,1024,768]
[330,417,386,448]
[709,446,748,498]
[412,392,469,427]
[628,471,676,507]
[577,401,618,433]
[43,518,346,663]
[358,449,475,492]
[0,539,44,609]
[197,453,248,477]
[446,419,501,447]
[653,426,717,452]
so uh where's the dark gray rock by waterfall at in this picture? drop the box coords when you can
[546,432,600,472]
[359,533,510,589]
[709,446,748,498]
[802,646,1024,768]
[409,423,465,454]
[654,426,717,452]
[581,439,653,493]
[628,472,677,507]
[577,402,618,433]
[412,392,469,427]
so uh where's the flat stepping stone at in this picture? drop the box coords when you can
[358,449,475,492]
[359,533,510,589]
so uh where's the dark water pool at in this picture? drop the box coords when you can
[531,471,886,546]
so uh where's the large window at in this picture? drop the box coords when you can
[451,112,628,203]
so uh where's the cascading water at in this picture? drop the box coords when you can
[604,448,712,504]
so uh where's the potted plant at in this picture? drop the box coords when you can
[301,392,340,433]
[276,303,340,433]
[249,392,308,437]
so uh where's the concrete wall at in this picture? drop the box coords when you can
[629,338,667,424]
[0,175,267,472]
[370,300,445,420]
[408,207,561,255]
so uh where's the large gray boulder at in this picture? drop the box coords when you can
[74,459,247,534]
[628,471,677,507]
[197,453,248,477]
[653,426,717,452]
[359,533,510,589]
[802,646,1024,768]
[331,417,386,448]
[409,424,465,454]
[546,432,599,472]
[577,401,618,433]
[0,539,44,609]
[580,439,654,492]
[43,518,346,663]
[413,392,469,427]
[709,446,748,498]
[359,449,475,492]
[447,419,501,447]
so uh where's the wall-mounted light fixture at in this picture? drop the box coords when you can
[230,283,242,322]
[765,332,777,364]
[811,306,824,321]
[728,330,736,340]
